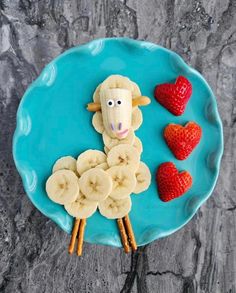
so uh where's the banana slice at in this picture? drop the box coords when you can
[95,162,109,170]
[102,128,135,150]
[100,75,134,92]
[104,146,109,155]
[107,166,136,199]
[100,75,143,98]
[107,144,140,172]
[132,81,141,97]
[98,196,132,219]
[133,162,151,194]
[132,107,143,130]
[104,135,143,155]
[64,192,98,219]
[52,156,77,174]
[92,111,104,134]
[76,150,107,176]
[79,168,113,201]
[93,83,101,103]
[95,76,141,101]
[133,136,143,154]
[46,170,79,204]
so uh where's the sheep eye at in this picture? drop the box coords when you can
[107,99,114,107]
[116,99,122,106]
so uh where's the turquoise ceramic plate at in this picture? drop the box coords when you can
[13,38,223,247]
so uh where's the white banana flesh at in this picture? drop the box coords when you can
[134,162,151,194]
[92,111,104,134]
[131,107,143,130]
[64,192,98,219]
[46,169,80,205]
[107,144,140,172]
[100,88,133,139]
[79,168,113,201]
[133,136,143,154]
[98,196,132,219]
[52,156,77,174]
[102,128,135,150]
[76,149,107,176]
[95,162,109,170]
[107,166,136,200]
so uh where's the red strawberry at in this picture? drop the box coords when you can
[164,122,202,160]
[154,76,192,116]
[156,162,192,202]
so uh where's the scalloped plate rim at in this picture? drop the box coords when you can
[12,37,224,247]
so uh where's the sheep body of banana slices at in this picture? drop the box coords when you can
[46,146,151,220]
[45,75,151,220]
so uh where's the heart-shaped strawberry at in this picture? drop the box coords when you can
[156,162,192,202]
[164,122,202,160]
[154,76,192,116]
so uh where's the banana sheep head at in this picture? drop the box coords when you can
[87,88,151,139]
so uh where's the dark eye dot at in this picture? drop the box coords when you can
[108,101,113,105]
[117,100,122,105]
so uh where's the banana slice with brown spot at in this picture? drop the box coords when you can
[107,166,136,199]
[76,150,107,176]
[107,144,140,172]
[98,196,132,219]
[64,192,98,219]
[79,168,112,201]
[95,162,109,171]
[46,170,79,205]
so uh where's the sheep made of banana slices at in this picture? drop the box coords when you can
[46,75,151,220]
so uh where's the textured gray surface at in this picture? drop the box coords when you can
[0,0,235,292]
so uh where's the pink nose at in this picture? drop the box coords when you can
[116,128,129,139]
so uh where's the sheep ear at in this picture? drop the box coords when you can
[132,96,151,107]
[87,102,101,112]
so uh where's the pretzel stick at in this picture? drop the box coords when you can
[117,218,130,253]
[87,102,101,112]
[123,215,137,251]
[68,218,80,254]
[77,218,86,256]
[132,96,151,107]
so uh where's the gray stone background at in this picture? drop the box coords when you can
[0,0,235,292]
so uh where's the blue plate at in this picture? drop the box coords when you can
[13,38,223,247]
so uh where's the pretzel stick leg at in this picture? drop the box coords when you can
[123,215,137,251]
[77,218,86,256]
[68,218,80,255]
[117,218,130,253]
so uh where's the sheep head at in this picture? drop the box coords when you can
[87,88,150,138]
